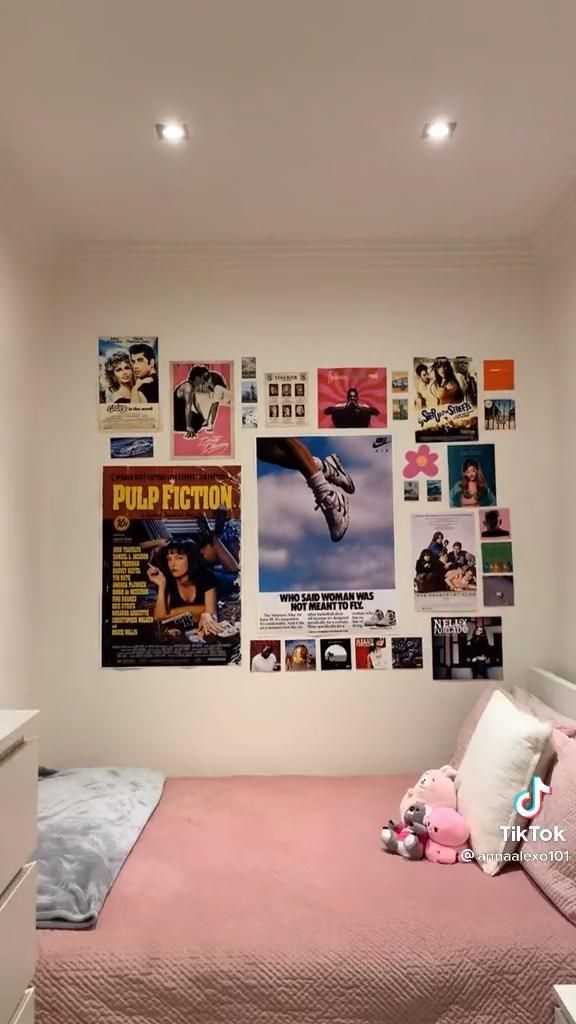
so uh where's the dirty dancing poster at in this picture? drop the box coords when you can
[256,435,396,633]
[102,466,241,667]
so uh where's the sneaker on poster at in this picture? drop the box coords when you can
[364,609,396,628]
[315,490,349,542]
[321,454,356,494]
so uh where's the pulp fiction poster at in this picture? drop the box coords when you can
[102,466,241,667]
[98,336,160,431]
[413,356,478,443]
[171,361,234,458]
[317,367,387,428]
[256,434,396,634]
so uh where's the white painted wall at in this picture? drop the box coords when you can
[0,225,50,708]
[543,246,576,680]
[35,255,557,775]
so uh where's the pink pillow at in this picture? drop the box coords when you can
[522,730,576,924]
[451,687,514,769]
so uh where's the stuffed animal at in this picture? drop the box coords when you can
[381,801,428,860]
[399,765,458,819]
[424,806,470,864]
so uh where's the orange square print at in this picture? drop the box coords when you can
[484,359,515,391]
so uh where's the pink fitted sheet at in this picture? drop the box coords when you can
[36,775,576,1024]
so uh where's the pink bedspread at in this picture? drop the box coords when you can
[36,776,576,1024]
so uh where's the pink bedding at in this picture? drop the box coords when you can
[36,775,576,1024]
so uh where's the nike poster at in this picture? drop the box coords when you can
[256,434,396,634]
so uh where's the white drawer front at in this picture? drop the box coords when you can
[0,739,37,895]
[8,988,34,1024]
[0,865,36,1024]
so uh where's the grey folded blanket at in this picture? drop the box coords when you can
[35,766,165,929]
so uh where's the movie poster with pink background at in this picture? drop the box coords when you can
[171,361,234,458]
[317,367,387,429]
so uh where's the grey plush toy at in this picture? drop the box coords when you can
[381,800,428,860]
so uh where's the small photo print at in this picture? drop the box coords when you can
[285,639,317,671]
[294,383,305,397]
[391,637,423,670]
[269,404,279,420]
[404,480,420,501]
[242,356,257,379]
[483,575,515,607]
[281,404,293,418]
[431,616,503,680]
[392,371,409,394]
[482,542,513,574]
[250,640,281,672]
[320,638,352,671]
[295,403,306,418]
[281,383,292,397]
[426,479,442,502]
[448,443,496,508]
[110,436,154,459]
[393,399,408,421]
[484,398,516,431]
[241,406,258,428]
[480,507,511,539]
[241,380,258,403]
[355,637,388,670]
[484,359,515,392]
[268,383,279,397]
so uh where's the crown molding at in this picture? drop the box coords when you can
[59,238,537,272]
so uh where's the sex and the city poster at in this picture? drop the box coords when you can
[102,466,241,667]
[256,434,397,634]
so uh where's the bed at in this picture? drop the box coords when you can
[35,669,576,1024]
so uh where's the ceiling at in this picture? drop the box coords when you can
[1,0,576,244]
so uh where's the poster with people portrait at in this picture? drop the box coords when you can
[102,466,241,667]
[99,337,160,431]
[256,434,396,634]
[171,361,234,458]
[355,637,388,669]
[413,356,478,443]
[265,372,308,427]
[317,367,387,428]
[412,513,477,612]
[431,616,503,681]
[447,444,496,508]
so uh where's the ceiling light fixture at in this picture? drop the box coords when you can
[155,122,189,143]
[422,120,457,142]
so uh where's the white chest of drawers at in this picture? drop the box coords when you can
[0,711,38,1024]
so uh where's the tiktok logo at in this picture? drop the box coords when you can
[513,776,551,819]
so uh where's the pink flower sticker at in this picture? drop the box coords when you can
[403,444,439,479]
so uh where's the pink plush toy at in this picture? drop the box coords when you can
[399,765,458,819]
[424,807,470,864]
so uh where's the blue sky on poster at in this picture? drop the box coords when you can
[257,435,395,592]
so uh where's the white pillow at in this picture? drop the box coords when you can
[457,691,552,876]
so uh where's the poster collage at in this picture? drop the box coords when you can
[98,340,516,678]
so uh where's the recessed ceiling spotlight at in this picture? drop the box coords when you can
[422,120,457,142]
[155,122,189,143]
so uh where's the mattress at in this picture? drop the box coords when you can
[36,775,576,1024]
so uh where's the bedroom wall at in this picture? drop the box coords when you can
[543,243,576,681]
[37,252,557,774]
[0,221,50,709]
